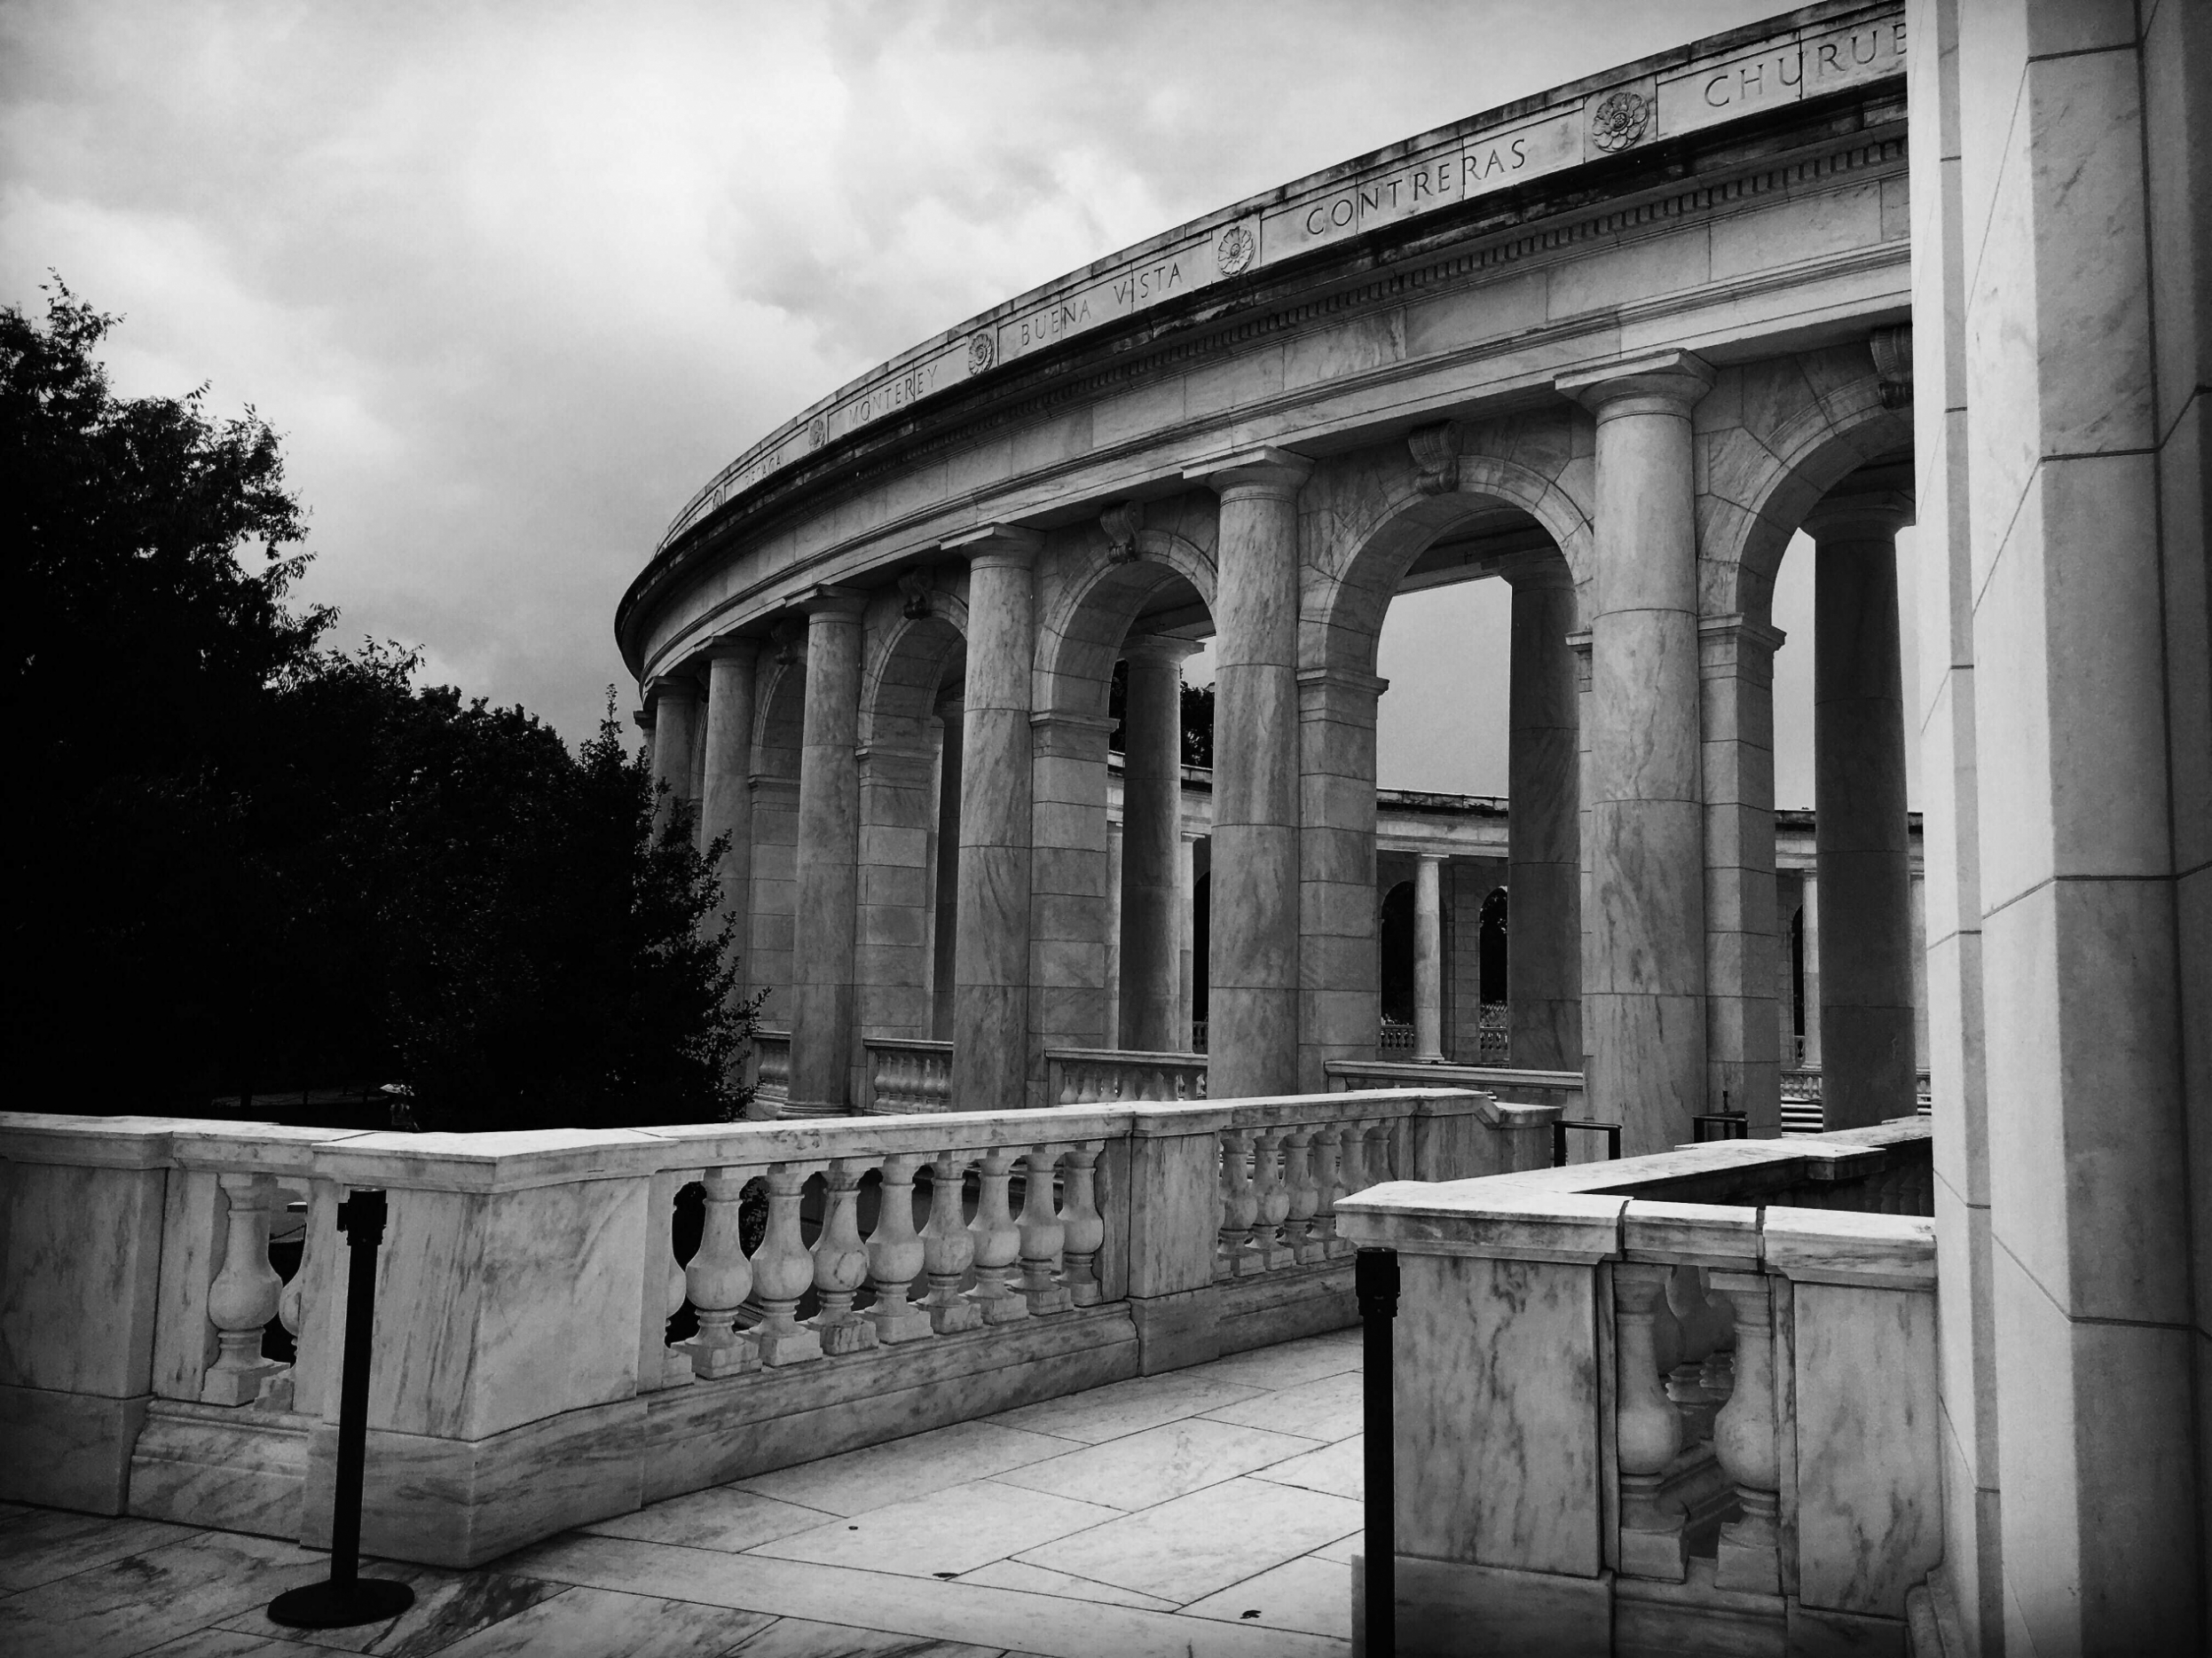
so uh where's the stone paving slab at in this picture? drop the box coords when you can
[0,1332,1364,1657]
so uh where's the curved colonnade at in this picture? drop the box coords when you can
[620,1,1918,1154]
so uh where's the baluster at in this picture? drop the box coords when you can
[1249,1128,1293,1270]
[1709,1270,1781,1594]
[682,1167,760,1378]
[1663,1265,1717,1439]
[964,1148,1028,1323]
[1279,1128,1322,1264]
[1698,1269,1737,1403]
[1215,1132,1235,1279]
[867,1153,933,1342]
[1363,1120,1397,1185]
[1311,1126,1348,1258]
[920,1149,981,1332]
[1613,1262,1689,1581]
[265,1188,308,1411]
[752,1163,823,1364]
[1059,1141,1106,1305]
[1019,1147,1072,1315]
[929,1051,952,1111]
[1194,1065,1208,1099]
[202,1174,287,1406]
[1217,1128,1260,1277]
[1335,1119,1370,1202]
[810,1159,878,1354]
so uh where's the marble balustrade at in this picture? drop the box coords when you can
[1325,1057,1586,1120]
[858,1037,953,1113]
[1335,1117,1937,1657]
[1,1085,1527,1568]
[1044,1048,1208,1107]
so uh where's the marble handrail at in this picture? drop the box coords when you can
[1326,1057,1586,1117]
[0,1086,1540,1562]
[1044,1047,1208,1106]
[860,1038,953,1114]
[1334,1118,1940,1644]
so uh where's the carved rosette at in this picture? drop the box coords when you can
[1590,90,1649,153]
[1215,222,1256,277]
[807,415,827,449]
[1870,324,1914,409]
[966,330,996,374]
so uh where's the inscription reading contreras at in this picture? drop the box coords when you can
[657,6,1907,551]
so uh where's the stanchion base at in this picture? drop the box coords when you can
[267,1577,415,1629]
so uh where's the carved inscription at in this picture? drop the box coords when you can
[1657,16,1908,139]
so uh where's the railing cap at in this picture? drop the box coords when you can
[1621,1198,1761,1266]
[1761,1206,1935,1288]
[1335,1182,1628,1263]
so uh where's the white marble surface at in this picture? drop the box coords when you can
[990,1418,1320,1511]
[0,1159,165,1395]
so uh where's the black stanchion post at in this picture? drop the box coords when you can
[1357,1246,1399,1657]
[269,1189,415,1630]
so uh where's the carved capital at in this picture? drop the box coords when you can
[770,617,807,664]
[897,570,933,619]
[1184,444,1312,500]
[646,674,699,710]
[1407,421,1460,495]
[1556,349,1715,419]
[1100,500,1145,562]
[798,584,869,620]
[943,523,1043,570]
[1870,324,1913,410]
[1121,632,1202,667]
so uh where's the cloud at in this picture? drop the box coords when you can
[4,0,1791,748]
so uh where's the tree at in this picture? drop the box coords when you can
[6,281,755,1127]
[1104,656,1214,768]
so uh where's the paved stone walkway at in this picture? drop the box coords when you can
[0,1332,1364,1657]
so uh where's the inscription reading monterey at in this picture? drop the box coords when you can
[659,10,1905,549]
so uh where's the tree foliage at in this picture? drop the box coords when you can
[6,281,753,1129]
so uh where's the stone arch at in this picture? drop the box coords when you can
[1034,523,1217,719]
[859,604,966,751]
[1301,449,1594,676]
[1696,347,1915,625]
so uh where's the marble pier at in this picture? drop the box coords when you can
[1337,1119,1937,1656]
[0,1089,1548,1570]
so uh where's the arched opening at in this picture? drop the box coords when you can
[1378,880,1415,1041]
[748,656,807,1028]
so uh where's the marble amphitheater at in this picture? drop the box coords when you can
[4,2,2206,1654]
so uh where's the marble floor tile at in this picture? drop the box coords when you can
[747,1479,1120,1578]
[583,1486,833,1552]
[986,1373,1267,1445]
[0,1530,328,1658]
[1200,1370,1363,1442]
[140,1632,335,1657]
[1013,1477,1363,1607]
[0,1508,198,1591]
[956,1560,1177,1612]
[1311,1534,1362,1565]
[1248,1434,1363,1501]
[725,1617,1007,1657]
[432,1585,774,1657]
[508,1531,1349,1658]
[1182,1556,1355,1640]
[1177,1336,1362,1394]
[734,1422,1077,1517]
[215,1564,563,1656]
[989,1419,1323,1511]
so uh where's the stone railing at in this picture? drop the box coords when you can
[1044,1048,1208,1106]
[858,1038,953,1114]
[1338,1118,1936,1657]
[1778,1069,1936,1135]
[751,1030,791,1112]
[0,1086,1553,1568]
[1326,1057,1586,1117]
[1476,1002,1510,1063]
[1378,1019,1417,1052]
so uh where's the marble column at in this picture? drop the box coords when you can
[1119,635,1200,1053]
[1188,446,1311,1100]
[1178,829,1199,1045]
[1413,853,1445,1064]
[1808,494,1916,1129]
[854,742,938,1043]
[1702,614,1786,1135]
[699,642,759,977]
[1104,818,1123,1047]
[648,676,700,837]
[1297,665,1388,1091]
[788,587,867,1116]
[1504,562,1583,1072]
[1799,869,1822,1068]
[930,700,962,1041]
[1557,351,1713,1153]
[947,526,1041,1116]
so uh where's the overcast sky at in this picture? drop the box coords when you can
[4,0,1914,806]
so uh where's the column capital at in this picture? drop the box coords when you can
[1183,444,1313,499]
[646,674,700,708]
[703,635,761,668]
[1801,490,1916,540]
[1497,550,1576,590]
[1699,612,1788,680]
[942,523,1043,568]
[798,584,869,619]
[1415,849,1449,867]
[1555,349,1715,418]
[1295,665,1390,696]
[633,706,655,733]
[1121,633,1204,666]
